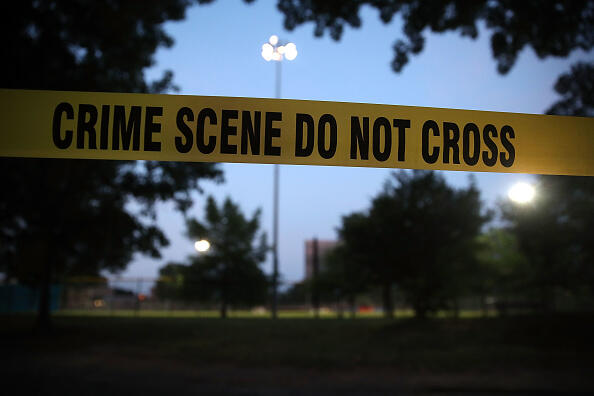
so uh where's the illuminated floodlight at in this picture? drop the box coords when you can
[284,42,298,60]
[508,182,536,204]
[261,37,297,62]
[194,239,211,252]
[261,43,273,61]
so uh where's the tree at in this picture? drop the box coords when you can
[182,196,268,318]
[473,228,529,314]
[501,175,594,310]
[383,171,488,318]
[154,262,187,302]
[316,243,371,317]
[546,61,594,117]
[308,243,371,317]
[278,281,308,307]
[338,171,489,318]
[545,59,594,305]
[0,0,222,331]
[335,210,397,317]
[498,61,594,312]
[333,212,384,314]
[277,0,594,74]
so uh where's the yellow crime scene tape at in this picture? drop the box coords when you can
[1,89,593,176]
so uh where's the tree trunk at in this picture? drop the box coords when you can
[413,297,428,319]
[382,282,393,319]
[480,295,488,317]
[540,285,556,314]
[336,293,345,319]
[348,294,356,319]
[452,297,460,319]
[221,263,228,319]
[35,257,53,334]
[312,238,320,319]
[415,306,427,320]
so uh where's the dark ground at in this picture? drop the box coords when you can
[2,314,594,395]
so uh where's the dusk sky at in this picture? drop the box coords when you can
[117,1,593,286]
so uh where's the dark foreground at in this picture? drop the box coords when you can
[2,314,594,395]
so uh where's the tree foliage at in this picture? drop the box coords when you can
[277,0,594,74]
[332,171,489,318]
[497,60,594,311]
[501,176,594,309]
[278,280,308,306]
[473,228,529,305]
[154,262,187,301]
[310,242,371,316]
[0,0,215,92]
[546,61,594,117]
[377,171,488,317]
[0,0,222,329]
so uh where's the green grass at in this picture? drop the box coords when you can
[54,308,398,319]
[54,308,492,319]
[4,312,593,370]
[3,313,594,394]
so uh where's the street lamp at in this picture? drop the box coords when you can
[261,35,298,97]
[508,182,536,204]
[261,35,297,319]
[194,239,210,253]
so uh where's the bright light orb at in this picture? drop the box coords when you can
[269,35,279,46]
[508,182,535,204]
[284,42,297,60]
[194,239,211,252]
[261,43,273,61]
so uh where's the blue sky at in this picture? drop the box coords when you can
[117,1,593,285]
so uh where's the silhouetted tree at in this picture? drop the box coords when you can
[334,212,392,314]
[546,60,594,305]
[277,0,593,74]
[154,263,187,302]
[499,61,594,312]
[473,228,529,314]
[546,62,594,117]
[339,171,489,318]
[501,176,594,310]
[0,0,222,332]
[316,243,371,317]
[278,281,308,307]
[335,211,397,318]
[182,197,268,318]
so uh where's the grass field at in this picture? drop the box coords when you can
[54,308,415,318]
[3,313,594,395]
[53,308,494,319]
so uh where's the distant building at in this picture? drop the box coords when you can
[304,239,338,280]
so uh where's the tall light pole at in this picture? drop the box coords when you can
[261,35,297,319]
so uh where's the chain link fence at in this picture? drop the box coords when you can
[0,276,512,318]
